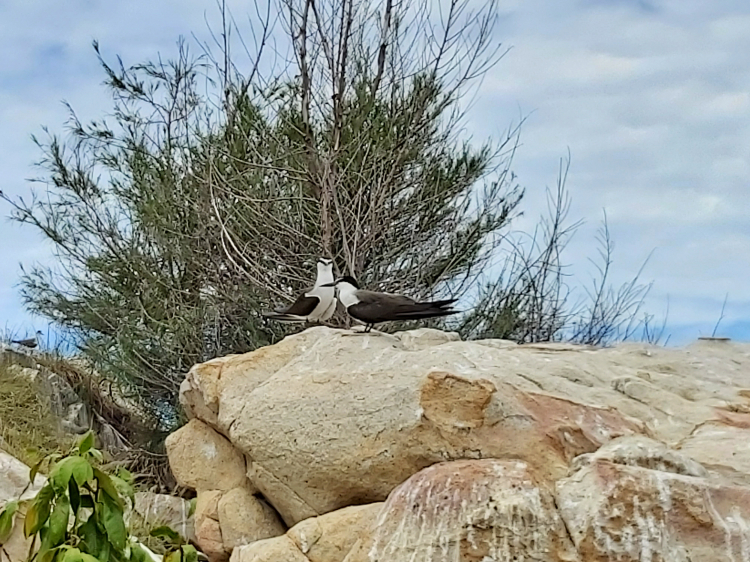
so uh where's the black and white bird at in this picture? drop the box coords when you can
[263,258,337,323]
[322,276,459,332]
[11,331,42,349]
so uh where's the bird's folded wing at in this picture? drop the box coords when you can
[273,292,321,317]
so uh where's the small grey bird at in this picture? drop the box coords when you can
[322,276,459,332]
[263,258,337,323]
[11,330,43,349]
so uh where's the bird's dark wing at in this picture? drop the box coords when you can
[272,291,320,317]
[347,291,419,324]
[12,338,37,347]
[358,290,416,306]
[348,291,459,323]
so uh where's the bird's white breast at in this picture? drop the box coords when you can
[336,284,360,308]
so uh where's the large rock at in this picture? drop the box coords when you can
[556,435,750,561]
[215,328,645,524]
[231,503,382,562]
[194,490,227,562]
[218,485,285,549]
[133,492,195,543]
[166,419,249,492]
[0,451,47,562]
[370,459,578,562]
[168,327,750,559]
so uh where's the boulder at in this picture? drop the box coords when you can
[231,503,382,562]
[0,451,46,562]
[370,459,578,562]
[229,535,306,562]
[166,419,249,492]
[167,327,750,559]
[556,435,750,561]
[218,485,285,549]
[216,328,645,524]
[0,450,46,501]
[133,492,195,543]
[194,490,227,562]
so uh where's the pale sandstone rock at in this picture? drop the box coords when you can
[0,451,47,562]
[195,490,226,562]
[196,517,226,562]
[556,435,750,561]
[166,419,248,492]
[180,328,335,431]
[678,421,750,487]
[370,459,579,562]
[231,503,382,562]
[133,492,195,543]
[287,503,382,562]
[0,450,46,501]
[180,356,232,427]
[170,327,750,559]
[196,490,223,522]
[218,485,285,549]
[229,535,307,562]
[216,327,647,524]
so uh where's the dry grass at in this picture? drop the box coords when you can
[0,355,64,466]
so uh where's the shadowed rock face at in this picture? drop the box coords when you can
[165,327,750,561]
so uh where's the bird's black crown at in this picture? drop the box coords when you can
[337,275,359,289]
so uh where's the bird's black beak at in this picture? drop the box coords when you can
[320,282,337,287]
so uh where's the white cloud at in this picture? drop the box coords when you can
[1,0,749,344]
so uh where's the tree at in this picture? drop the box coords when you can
[2,0,522,436]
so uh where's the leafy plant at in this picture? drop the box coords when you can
[0,431,194,562]
[149,527,198,562]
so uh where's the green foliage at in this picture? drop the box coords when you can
[0,501,18,543]
[0,431,176,562]
[2,0,519,434]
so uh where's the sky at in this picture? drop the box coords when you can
[1,0,749,346]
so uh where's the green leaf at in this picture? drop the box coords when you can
[96,538,111,562]
[0,500,19,543]
[24,484,54,537]
[79,553,100,562]
[61,547,84,562]
[87,449,103,463]
[180,544,199,562]
[50,457,94,491]
[39,545,62,562]
[78,517,100,554]
[114,468,133,484]
[110,474,134,506]
[149,525,180,542]
[46,495,70,548]
[69,479,81,515]
[188,498,197,518]
[96,495,126,551]
[79,516,111,562]
[163,546,197,562]
[30,457,47,483]
[92,469,124,510]
[78,432,96,455]
[129,543,152,562]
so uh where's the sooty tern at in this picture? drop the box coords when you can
[11,330,43,349]
[322,276,459,332]
[263,258,337,323]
